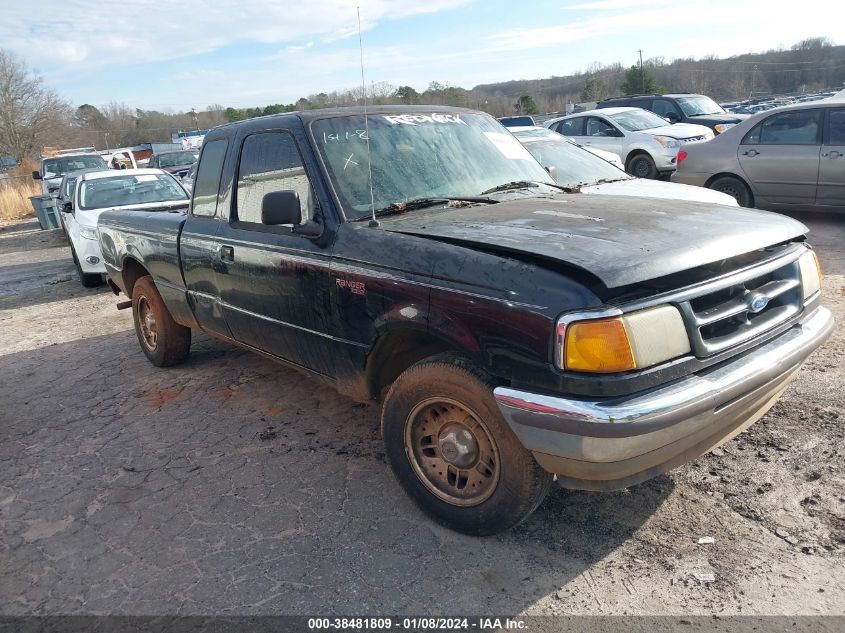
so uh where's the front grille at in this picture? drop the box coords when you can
[676,255,803,357]
[681,135,708,144]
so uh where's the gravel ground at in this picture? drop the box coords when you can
[0,215,843,617]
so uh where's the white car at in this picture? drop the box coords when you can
[510,126,737,206]
[504,125,624,169]
[544,107,714,179]
[62,169,190,287]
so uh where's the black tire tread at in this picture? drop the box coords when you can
[131,275,191,367]
[381,353,553,535]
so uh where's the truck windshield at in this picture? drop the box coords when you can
[78,173,188,210]
[312,112,553,219]
[42,155,107,178]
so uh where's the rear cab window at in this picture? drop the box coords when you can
[191,139,228,217]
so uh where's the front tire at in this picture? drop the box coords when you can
[71,247,103,288]
[709,175,753,207]
[131,275,191,367]
[627,153,658,179]
[381,354,553,535]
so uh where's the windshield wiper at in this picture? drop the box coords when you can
[480,180,570,195]
[353,196,497,220]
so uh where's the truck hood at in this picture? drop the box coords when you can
[378,195,807,288]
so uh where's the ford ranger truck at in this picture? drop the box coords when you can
[97,106,833,535]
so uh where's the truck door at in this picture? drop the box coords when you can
[817,108,845,207]
[215,129,337,377]
[180,138,233,339]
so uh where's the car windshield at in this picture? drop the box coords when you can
[311,112,552,219]
[677,96,725,116]
[63,177,78,198]
[43,155,107,178]
[610,110,672,131]
[513,133,630,188]
[78,173,188,210]
[157,151,199,167]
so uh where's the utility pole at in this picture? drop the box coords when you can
[750,64,758,100]
[190,108,199,130]
[638,49,645,93]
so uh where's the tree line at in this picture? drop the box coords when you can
[1,37,842,162]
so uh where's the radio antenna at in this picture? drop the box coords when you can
[357,6,379,228]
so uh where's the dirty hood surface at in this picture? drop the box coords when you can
[379,195,807,288]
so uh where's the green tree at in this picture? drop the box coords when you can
[580,78,609,102]
[514,95,539,115]
[621,64,664,95]
[224,107,245,122]
[395,85,420,105]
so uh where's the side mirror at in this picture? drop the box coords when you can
[32,171,42,180]
[544,165,557,180]
[262,191,302,226]
[665,112,680,123]
[62,202,73,213]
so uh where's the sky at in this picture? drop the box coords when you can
[3,0,843,112]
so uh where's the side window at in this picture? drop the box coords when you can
[827,109,845,145]
[757,110,822,145]
[191,139,228,217]
[556,118,584,136]
[235,131,316,225]
[652,99,680,118]
[586,117,618,137]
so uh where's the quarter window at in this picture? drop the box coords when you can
[191,139,228,217]
[235,132,316,224]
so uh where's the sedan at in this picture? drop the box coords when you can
[511,127,737,206]
[672,100,845,210]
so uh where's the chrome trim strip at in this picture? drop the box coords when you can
[497,306,832,440]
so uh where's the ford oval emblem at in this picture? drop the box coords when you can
[749,294,769,313]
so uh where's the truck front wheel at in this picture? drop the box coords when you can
[131,275,191,367]
[381,354,553,535]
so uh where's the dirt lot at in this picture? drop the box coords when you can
[0,214,843,617]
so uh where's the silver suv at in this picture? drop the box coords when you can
[544,107,713,179]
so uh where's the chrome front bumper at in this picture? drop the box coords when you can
[494,307,833,491]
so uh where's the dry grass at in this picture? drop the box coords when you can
[0,159,40,221]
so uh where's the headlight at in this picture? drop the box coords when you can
[798,250,822,300]
[79,226,99,240]
[713,123,735,134]
[555,305,691,373]
[653,135,680,149]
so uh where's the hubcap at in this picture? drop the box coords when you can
[138,297,157,350]
[404,398,500,506]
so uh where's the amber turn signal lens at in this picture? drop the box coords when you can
[564,317,636,373]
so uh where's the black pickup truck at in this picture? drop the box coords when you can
[98,106,832,535]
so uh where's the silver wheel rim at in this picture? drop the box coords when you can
[404,397,500,507]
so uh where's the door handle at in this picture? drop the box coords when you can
[218,245,234,263]
[742,149,759,157]
[829,151,840,159]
